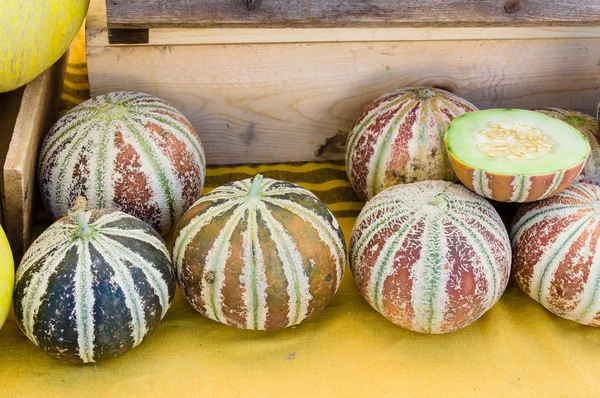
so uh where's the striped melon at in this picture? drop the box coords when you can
[345,87,478,201]
[350,181,511,333]
[535,108,600,186]
[512,183,600,326]
[38,91,206,235]
[446,109,589,202]
[173,175,346,330]
[14,197,176,363]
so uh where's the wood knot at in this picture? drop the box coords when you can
[503,0,521,14]
[242,0,262,10]
[431,83,457,94]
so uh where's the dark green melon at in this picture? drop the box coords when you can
[13,197,176,363]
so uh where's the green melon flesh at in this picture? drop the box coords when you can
[445,109,590,175]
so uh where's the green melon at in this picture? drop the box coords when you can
[446,109,589,202]
[14,197,176,363]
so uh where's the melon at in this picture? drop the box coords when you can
[14,197,176,363]
[512,183,600,326]
[535,108,600,186]
[38,91,206,235]
[173,175,346,330]
[345,87,478,200]
[446,109,589,202]
[0,0,89,93]
[350,180,511,333]
[0,226,14,330]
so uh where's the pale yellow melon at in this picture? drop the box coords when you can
[0,0,89,93]
[0,226,14,330]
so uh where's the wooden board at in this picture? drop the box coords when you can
[87,38,600,165]
[2,54,67,258]
[105,0,600,28]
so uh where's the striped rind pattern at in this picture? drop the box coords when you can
[173,178,346,330]
[535,108,600,186]
[345,87,478,200]
[511,183,600,326]
[350,181,511,334]
[448,153,585,203]
[38,91,206,235]
[14,210,176,363]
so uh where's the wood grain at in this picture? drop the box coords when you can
[3,54,67,258]
[105,0,600,28]
[0,87,25,226]
[87,38,600,165]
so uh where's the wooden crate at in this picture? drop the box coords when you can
[0,54,68,259]
[87,0,600,165]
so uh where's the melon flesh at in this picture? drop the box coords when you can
[445,109,590,202]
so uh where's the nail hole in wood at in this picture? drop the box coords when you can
[503,0,521,14]
[242,0,262,11]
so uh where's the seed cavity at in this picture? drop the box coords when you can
[474,122,553,160]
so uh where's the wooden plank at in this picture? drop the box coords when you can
[0,87,25,226]
[105,0,600,28]
[3,54,67,258]
[106,0,307,28]
[88,26,600,46]
[87,38,600,165]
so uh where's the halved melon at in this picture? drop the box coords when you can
[445,109,589,202]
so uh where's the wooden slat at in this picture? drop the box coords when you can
[87,38,600,165]
[106,0,600,28]
[3,54,67,258]
[0,87,25,226]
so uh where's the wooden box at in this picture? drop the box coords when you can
[87,0,600,166]
[0,55,67,258]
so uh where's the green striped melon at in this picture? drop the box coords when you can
[512,183,600,326]
[38,91,206,235]
[350,181,511,333]
[535,108,600,186]
[173,175,346,330]
[345,87,478,201]
[14,197,176,363]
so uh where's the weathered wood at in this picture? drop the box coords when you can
[87,38,600,165]
[0,87,25,226]
[106,0,307,28]
[105,0,600,28]
[3,54,67,258]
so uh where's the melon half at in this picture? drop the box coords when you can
[445,109,590,202]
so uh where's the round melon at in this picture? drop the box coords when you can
[0,226,14,330]
[535,108,600,186]
[38,91,206,235]
[511,183,600,326]
[14,197,176,363]
[173,175,346,330]
[350,180,511,333]
[345,87,478,200]
[446,109,590,202]
[0,0,89,93]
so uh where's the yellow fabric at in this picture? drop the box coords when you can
[2,26,600,398]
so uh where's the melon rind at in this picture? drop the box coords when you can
[511,183,600,326]
[345,87,478,201]
[172,177,346,331]
[350,180,511,334]
[445,109,589,202]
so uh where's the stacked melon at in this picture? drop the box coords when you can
[346,87,598,332]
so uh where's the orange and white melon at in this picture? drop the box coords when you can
[512,183,600,326]
[350,180,511,334]
[173,175,346,330]
[345,87,478,201]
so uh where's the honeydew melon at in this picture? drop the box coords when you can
[445,109,589,202]
[0,226,14,330]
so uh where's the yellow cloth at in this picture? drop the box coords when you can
[1,26,600,398]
